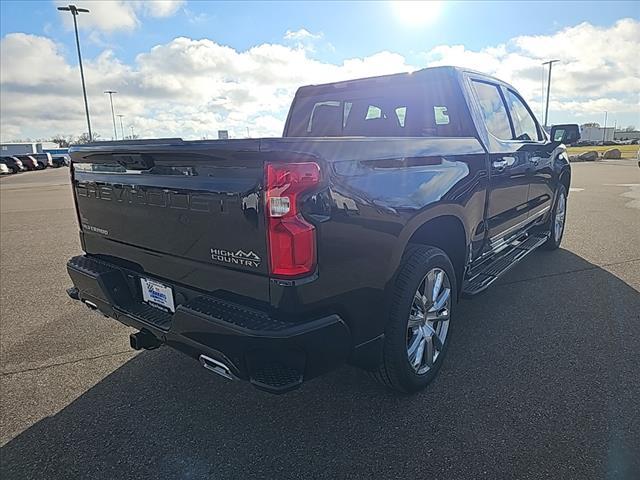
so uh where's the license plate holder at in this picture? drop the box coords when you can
[140,277,175,313]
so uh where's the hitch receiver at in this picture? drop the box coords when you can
[129,330,162,350]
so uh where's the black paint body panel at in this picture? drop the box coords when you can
[67,67,570,373]
[70,136,488,350]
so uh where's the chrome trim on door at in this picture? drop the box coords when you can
[489,205,550,244]
[528,204,551,220]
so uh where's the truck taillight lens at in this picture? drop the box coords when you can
[265,162,320,277]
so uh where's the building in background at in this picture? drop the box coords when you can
[0,142,58,156]
[44,147,70,155]
[580,125,615,143]
[614,130,640,141]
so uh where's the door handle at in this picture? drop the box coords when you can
[529,156,540,166]
[492,156,515,172]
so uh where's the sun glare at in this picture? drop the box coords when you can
[392,1,443,26]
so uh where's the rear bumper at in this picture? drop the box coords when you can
[66,255,351,393]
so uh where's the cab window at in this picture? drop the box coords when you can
[471,80,512,140]
[286,73,476,138]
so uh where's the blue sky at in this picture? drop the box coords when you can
[2,1,638,65]
[1,1,638,140]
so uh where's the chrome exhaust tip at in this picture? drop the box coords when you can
[83,300,98,310]
[199,355,237,381]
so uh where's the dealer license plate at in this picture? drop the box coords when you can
[140,277,175,313]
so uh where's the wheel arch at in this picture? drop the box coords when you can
[391,214,468,297]
[408,216,467,295]
[559,166,571,195]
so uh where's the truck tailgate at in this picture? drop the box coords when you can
[70,139,270,301]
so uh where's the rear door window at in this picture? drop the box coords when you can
[471,80,513,140]
[505,90,541,141]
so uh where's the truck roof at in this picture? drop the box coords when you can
[296,65,516,97]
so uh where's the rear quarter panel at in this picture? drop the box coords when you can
[261,137,488,345]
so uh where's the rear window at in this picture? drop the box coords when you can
[285,74,474,138]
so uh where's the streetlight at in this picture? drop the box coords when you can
[117,114,125,139]
[104,90,118,140]
[57,4,93,141]
[542,59,560,128]
[130,125,135,138]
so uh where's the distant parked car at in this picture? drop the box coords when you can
[16,155,39,170]
[0,163,10,175]
[0,156,25,173]
[51,154,70,167]
[31,153,53,169]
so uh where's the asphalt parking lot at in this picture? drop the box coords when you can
[1,161,639,479]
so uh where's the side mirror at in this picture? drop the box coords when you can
[550,124,580,145]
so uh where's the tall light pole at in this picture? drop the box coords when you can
[104,90,118,140]
[117,114,125,139]
[542,59,560,128]
[130,125,135,138]
[57,5,93,141]
[602,111,608,144]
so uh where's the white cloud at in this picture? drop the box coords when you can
[284,29,322,42]
[184,8,211,25]
[0,31,413,140]
[54,0,184,33]
[1,19,638,142]
[135,0,185,18]
[425,18,640,120]
[283,28,332,53]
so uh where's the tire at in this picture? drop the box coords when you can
[542,184,567,250]
[372,246,457,393]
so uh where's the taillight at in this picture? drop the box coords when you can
[265,162,320,277]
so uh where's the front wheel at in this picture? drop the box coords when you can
[542,184,567,250]
[372,246,456,393]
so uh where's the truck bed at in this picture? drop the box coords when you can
[70,136,484,311]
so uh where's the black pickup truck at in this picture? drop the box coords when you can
[66,66,579,394]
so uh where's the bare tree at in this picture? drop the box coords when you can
[74,132,101,144]
[51,134,74,148]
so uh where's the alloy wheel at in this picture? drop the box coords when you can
[406,268,451,374]
[555,192,566,241]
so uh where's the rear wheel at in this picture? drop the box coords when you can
[542,184,567,250]
[372,246,456,393]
